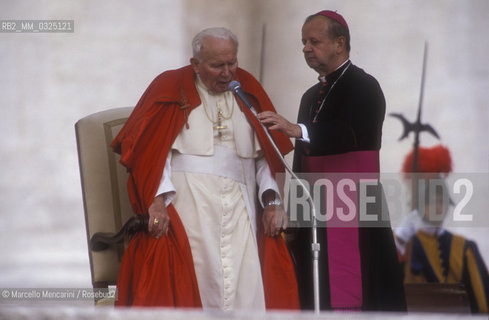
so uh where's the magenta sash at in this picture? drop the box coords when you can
[302,150,379,309]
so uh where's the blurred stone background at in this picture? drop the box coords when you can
[1,0,488,293]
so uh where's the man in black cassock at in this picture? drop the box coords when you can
[258,10,406,311]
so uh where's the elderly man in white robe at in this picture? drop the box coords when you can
[147,28,288,311]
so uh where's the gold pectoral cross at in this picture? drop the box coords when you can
[213,109,227,138]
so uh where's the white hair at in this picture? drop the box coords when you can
[192,27,239,60]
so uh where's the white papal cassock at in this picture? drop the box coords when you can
[156,77,280,311]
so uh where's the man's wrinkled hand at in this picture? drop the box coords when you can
[148,195,170,238]
[257,111,302,138]
[262,204,288,237]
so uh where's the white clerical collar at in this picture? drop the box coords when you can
[318,59,350,83]
[337,59,350,69]
[195,76,211,93]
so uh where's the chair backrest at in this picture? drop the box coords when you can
[75,107,134,288]
[404,282,471,314]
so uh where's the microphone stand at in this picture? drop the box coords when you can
[231,86,321,314]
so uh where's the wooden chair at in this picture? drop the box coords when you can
[404,282,471,314]
[75,107,135,304]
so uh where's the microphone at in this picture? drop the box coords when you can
[228,81,255,112]
[230,79,320,313]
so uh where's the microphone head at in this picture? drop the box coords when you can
[228,80,241,92]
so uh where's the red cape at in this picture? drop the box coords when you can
[112,65,299,309]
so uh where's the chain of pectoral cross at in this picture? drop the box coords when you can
[202,93,235,138]
[213,109,227,138]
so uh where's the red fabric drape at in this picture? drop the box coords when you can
[115,205,201,307]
